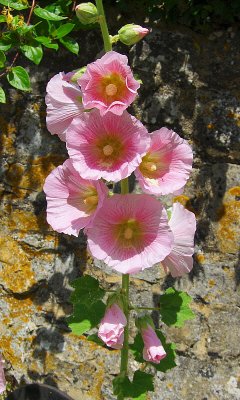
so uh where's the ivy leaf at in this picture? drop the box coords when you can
[52,23,75,39]
[34,7,67,21]
[0,50,6,68]
[70,275,105,306]
[7,66,31,91]
[67,300,106,335]
[130,331,176,373]
[0,87,6,103]
[113,371,154,399]
[59,36,79,54]
[35,36,59,50]
[159,288,195,327]
[20,44,43,65]
[0,0,28,10]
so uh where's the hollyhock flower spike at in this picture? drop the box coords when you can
[46,72,84,141]
[43,159,108,236]
[0,354,6,394]
[162,202,196,277]
[66,109,150,182]
[78,51,140,115]
[87,193,173,274]
[135,127,193,195]
[98,304,127,349]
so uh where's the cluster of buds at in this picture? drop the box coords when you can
[75,3,149,46]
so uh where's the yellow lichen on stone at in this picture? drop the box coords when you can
[0,336,24,369]
[0,236,36,293]
[0,116,17,156]
[217,187,240,253]
[196,253,205,264]
[8,209,48,235]
[173,195,195,213]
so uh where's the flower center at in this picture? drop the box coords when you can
[103,144,114,156]
[105,83,118,96]
[139,151,168,178]
[124,227,133,240]
[79,186,99,214]
[144,162,157,172]
[83,195,98,207]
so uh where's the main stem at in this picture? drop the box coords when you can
[94,2,130,397]
[95,0,112,52]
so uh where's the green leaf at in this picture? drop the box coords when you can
[159,288,195,327]
[34,7,67,21]
[113,371,154,399]
[52,23,75,39]
[70,275,105,306]
[7,66,30,91]
[20,44,43,65]
[0,50,6,68]
[0,0,28,10]
[87,333,105,347]
[0,38,12,51]
[130,331,176,373]
[0,15,6,23]
[0,87,6,103]
[67,300,106,335]
[35,36,59,50]
[59,36,79,54]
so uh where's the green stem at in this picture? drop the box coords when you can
[120,178,129,194]
[95,0,112,52]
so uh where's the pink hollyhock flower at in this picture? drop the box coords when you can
[142,325,166,364]
[98,304,127,349]
[66,109,149,182]
[87,194,173,274]
[0,354,6,394]
[43,159,108,236]
[162,202,196,277]
[78,51,140,115]
[46,72,84,141]
[135,127,193,195]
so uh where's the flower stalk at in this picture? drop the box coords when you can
[94,1,130,397]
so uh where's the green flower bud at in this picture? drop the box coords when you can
[75,2,99,25]
[136,315,154,331]
[118,24,149,46]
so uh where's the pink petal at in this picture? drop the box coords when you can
[161,202,196,277]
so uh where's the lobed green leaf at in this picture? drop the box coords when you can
[113,371,154,399]
[159,287,195,327]
[67,300,106,335]
[70,275,105,306]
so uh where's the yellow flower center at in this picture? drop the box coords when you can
[103,144,114,156]
[105,83,118,96]
[124,227,133,240]
[80,186,99,214]
[139,151,168,178]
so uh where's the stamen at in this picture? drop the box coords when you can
[105,83,118,96]
[145,162,157,172]
[103,145,114,156]
[84,195,98,206]
[124,227,133,240]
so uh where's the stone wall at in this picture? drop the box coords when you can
[0,26,239,399]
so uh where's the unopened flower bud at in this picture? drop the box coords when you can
[75,2,98,25]
[118,24,149,46]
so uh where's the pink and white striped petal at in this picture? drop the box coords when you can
[78,51,140,115]
[0,354,6,394]
[66,109,150,182]
[46,72,84,141]
[161,202,196,277]
[43,159,108,236]
[135,127,193,195]
[87,194,173,274]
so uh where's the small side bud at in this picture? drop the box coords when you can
[118,24,149,46]
[75,2,99,25]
